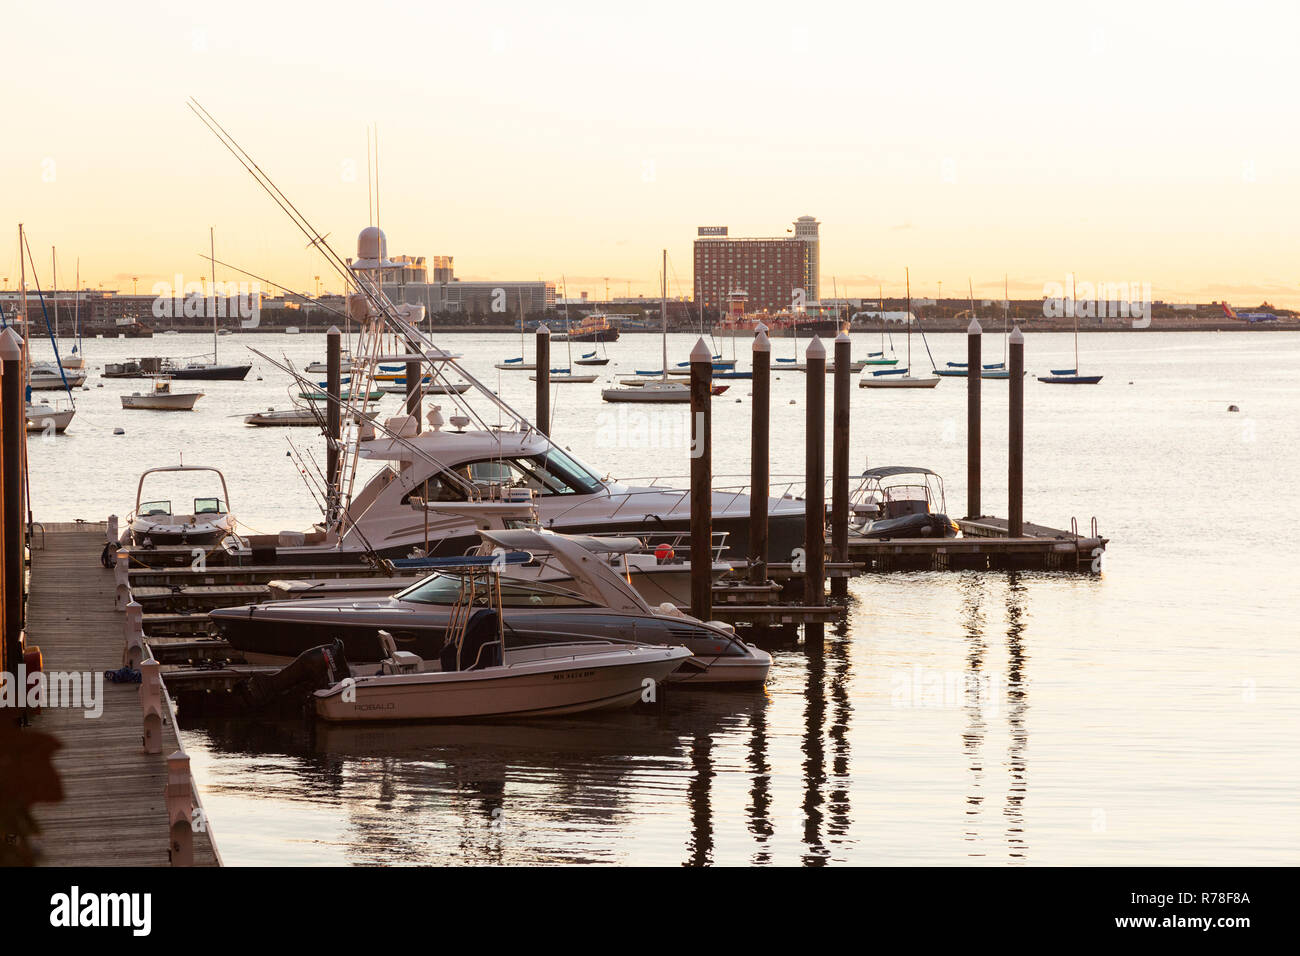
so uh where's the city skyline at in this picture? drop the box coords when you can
[3,1,1298,308]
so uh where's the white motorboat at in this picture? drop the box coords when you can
[121,377,203,410]
[313,636,693,722]
[25,401,75,433]
[127,464,236,546]
[28,362,87,390]
[214,527,771,685]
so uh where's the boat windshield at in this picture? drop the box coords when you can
[139,500,171,517]
[397,573,597,608]
[194,497,225,515]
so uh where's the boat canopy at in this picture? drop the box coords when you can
[861,466,939,479]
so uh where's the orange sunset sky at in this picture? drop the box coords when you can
[3,0,1298,307]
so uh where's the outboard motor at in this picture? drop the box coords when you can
[236,638,351,714]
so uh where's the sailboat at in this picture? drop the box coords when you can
[860,269,939,388]
[495,294,536,370]
[533,279,597,383]
[164,229,253,381]
[604,253,722,402]
[863,286,900,366]
[18,227,77,432]
[935,279,1012,379]
[1038,272,1103,384]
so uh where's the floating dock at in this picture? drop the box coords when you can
[25,523,220,866]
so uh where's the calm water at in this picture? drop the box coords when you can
[27,329,1300,865]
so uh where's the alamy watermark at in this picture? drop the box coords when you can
[1,668,103,718]
[1042,273,1151,328]
[151,274,262,328]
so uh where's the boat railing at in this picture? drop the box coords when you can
[539,476,806,528]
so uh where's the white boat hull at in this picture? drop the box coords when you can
[25,405,75,433]
[602,383,690,403]
[314,644,692,721]
[121,392,203,410]
[860,376,940,389]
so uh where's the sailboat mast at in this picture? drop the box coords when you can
[1072,271,1080,370]
[74,258,81,354]
[905,268,912,368]
[51,247,58,340]
[660,249,668,382]
[210,227,218,362]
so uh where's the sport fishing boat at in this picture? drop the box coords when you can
[211,527,772,684]
[127,464,236,546]
[167,163,803,564]
[121,376,204,410]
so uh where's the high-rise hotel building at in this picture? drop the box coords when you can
[693,216,820,312]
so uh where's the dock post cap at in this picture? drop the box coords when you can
[753,321,768,336]
[536,323,550,335]
[753,330,770,353]
[0,326,22,360]
[806,336,826,360]
[1009,326,1024,345]
[835,330,850,343]
[690,337,713,361]
[326,325,341,336]
[967,318,982,334]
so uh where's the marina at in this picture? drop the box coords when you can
[11,301,1298,869]
[3,8,1297,924]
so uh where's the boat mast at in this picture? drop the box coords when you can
[51,247,58,340]
[74,258,80,356]
[905,267,912,370]
[1072,271,1080,371]
[660,249,667,382]
[210,227,218,362]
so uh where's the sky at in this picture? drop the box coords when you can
[3,0,1298,307]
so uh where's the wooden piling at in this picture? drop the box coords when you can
[0,328,23,679]
[689,337,713,622]
[804,337,827,636]
[830,331,851,600]
[967,317,982,518]
[749,325,770,585]
[1008,327,1024,536]
[404,333,422,431]
[535,324,550,437]
[325,325,341,495]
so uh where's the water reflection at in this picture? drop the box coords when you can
[1004,573,1029,862]
[960,574,988,857]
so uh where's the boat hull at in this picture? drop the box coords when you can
[169,364,252,381]
[313,645,688,722]
[860,376,940,388]
[121,393,203,410]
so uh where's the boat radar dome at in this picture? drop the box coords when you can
[351,226,399,270]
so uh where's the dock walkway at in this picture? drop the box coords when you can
[26,523,219,866]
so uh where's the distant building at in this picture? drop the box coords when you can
[693,216,820,312]
[349,251,555,315]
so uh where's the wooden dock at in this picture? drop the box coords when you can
[25,523,220,866]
